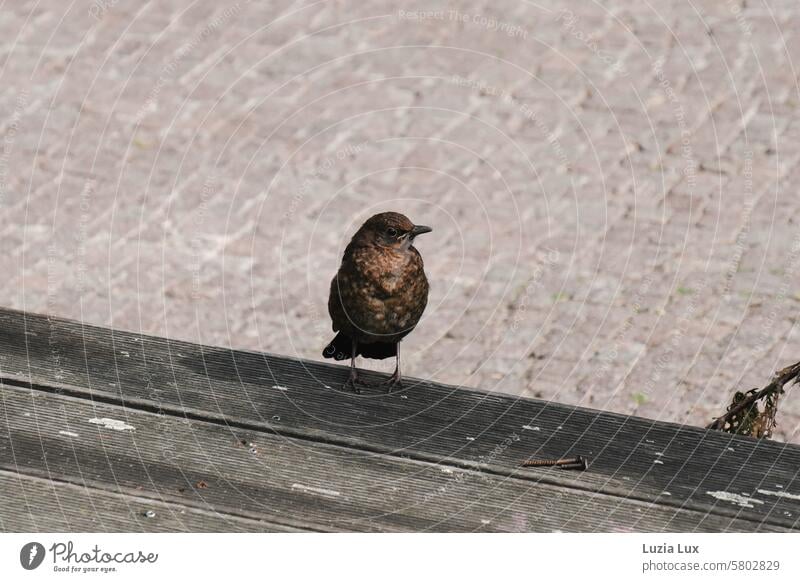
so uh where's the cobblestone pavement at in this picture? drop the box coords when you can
[2,1,800,441]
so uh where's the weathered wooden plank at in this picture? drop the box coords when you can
[1,383,782,532]
[0,470,302,532]
[1,308,799,529]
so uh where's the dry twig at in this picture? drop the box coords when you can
[707,361,800,435]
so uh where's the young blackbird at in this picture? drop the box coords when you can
[323,212,432,392]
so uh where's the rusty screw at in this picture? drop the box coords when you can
[520,455,588,470]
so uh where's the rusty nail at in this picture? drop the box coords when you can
[520,455,587,470]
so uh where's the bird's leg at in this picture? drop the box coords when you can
[343,338,362,394]
[383,344,403,393]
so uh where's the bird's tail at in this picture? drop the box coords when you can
[323,332,397,360]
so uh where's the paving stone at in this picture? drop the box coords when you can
[2,0,800,442]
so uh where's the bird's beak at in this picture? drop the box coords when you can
[411,225,433,237]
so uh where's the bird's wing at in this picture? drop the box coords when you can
[328,274,342,332]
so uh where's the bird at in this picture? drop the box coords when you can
[323,212,432,392]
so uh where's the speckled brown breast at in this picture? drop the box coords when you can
[329,242,429,345]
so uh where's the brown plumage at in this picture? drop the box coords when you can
[323,212,432,392]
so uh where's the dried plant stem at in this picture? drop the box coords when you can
[707,361,800,431]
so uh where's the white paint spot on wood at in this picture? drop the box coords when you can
[654,452,663,456]
[119,350,130,357]
[757,489,800,501]
[440,467,453,474]
[88,418,136,432]
[522,425,540,431]
[706,491,764,508]
[58,431,79,438]
[465,436,476,441]
[660,491,671,496]
[291,483,340,497]
[480,519,490,525]
[272,385,289,391]
[727,447,735,452]
[653,460,664,465]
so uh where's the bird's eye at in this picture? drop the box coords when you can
[387,227,398,237]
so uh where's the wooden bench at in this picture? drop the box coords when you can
[1,307,798,532]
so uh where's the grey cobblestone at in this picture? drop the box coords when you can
[2,0,800,441]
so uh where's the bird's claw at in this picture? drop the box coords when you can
[341,367,403,394]
[379,375,403,394]
[342,374,364,394]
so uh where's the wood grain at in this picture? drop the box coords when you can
[0,470,302,532]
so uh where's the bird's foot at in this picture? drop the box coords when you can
[342,372,366,394]
[378,374,403,394]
